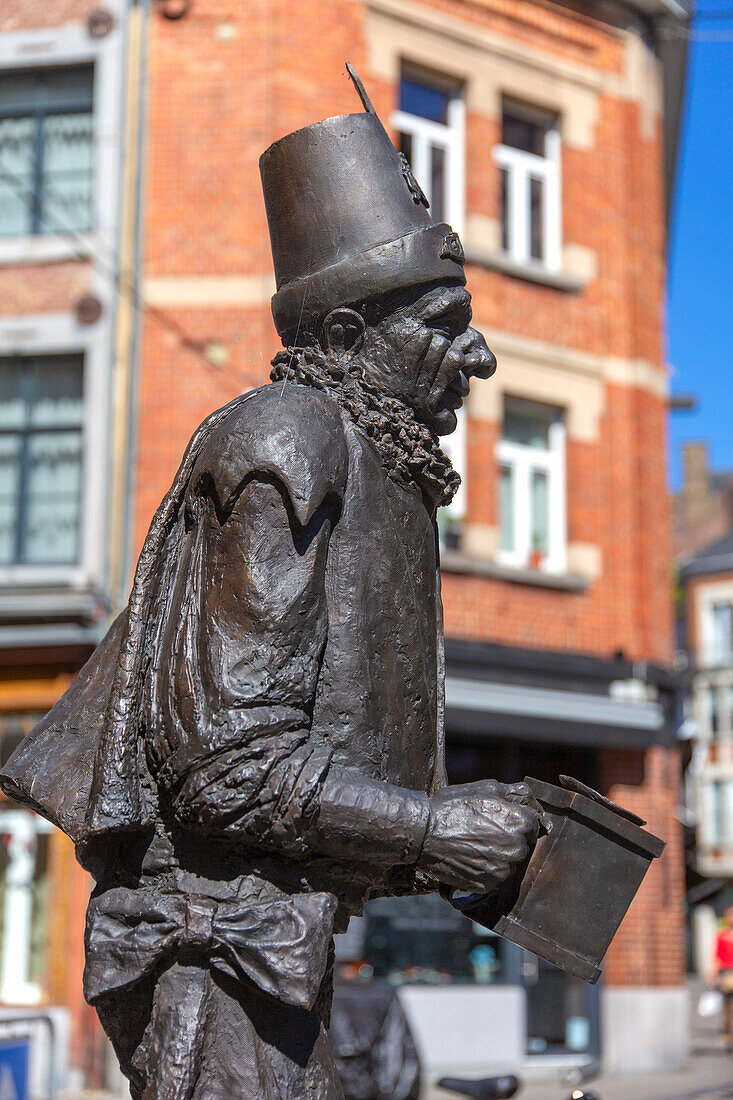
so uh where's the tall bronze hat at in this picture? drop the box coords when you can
[260,64,466,342]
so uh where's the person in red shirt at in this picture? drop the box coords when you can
[710,906,733,1050]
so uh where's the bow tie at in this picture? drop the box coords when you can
[84,885,337,1011]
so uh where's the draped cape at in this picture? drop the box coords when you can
[0,391,260,847]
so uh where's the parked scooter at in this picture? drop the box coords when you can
[437,1070,600,1100]
[437,1074,521,1098]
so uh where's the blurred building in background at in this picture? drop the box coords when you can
[0,1,128,1092]
[0,0,691,1093]
[675,443,733,980]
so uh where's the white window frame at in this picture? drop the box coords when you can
[496,404,566,574]
[697,580,733,669]
[494,102,561,272]
[0,15,124,266]
[437,406,467,548]
[392,72,465,234]
[0,809,54,1005]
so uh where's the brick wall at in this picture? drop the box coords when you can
[601,747,686,987]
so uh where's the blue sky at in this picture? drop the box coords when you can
[668,2,733,487]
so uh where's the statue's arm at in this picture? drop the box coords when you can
[167,472,430,867]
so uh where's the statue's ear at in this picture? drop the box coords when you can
[321,308,365,357]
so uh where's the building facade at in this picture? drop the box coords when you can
[0,0,689,1091]
[679,529,733,977]
[0,1,130,1091]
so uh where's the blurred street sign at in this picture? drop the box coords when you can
[0,1040,29,1100]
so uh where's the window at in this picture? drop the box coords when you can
[393,67,464,229]
[495,99,560,270]
[701,780,733,848]
[710,685,721,738]
[437,407,466,551]
[346,894,509,985]
[0,65,94,237]
[709,601,733,666]
[497,396,566,573]
[0,354,84,566]
[0,807,52,1004]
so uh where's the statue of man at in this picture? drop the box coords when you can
[0,69,541,1099]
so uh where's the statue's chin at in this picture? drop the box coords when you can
[434,407,458,436]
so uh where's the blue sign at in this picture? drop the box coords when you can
[0,1039,29,1100]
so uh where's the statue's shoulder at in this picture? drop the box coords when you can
[192,382,348,526]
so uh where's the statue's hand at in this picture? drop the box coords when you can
[418,780,541,893]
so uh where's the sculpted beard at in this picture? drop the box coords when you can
[270,341,461,507]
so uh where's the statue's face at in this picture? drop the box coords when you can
[358,283,496,434]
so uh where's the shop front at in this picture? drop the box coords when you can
[335,638,678,1080]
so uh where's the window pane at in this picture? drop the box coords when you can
[0,354,84,566]
[725,782,733,845]
[27,830,49,988]
[0,361,26,429]
[0,435,20,565]
[500,465,514,552]
[23,429,83,564]
[0,65,93,114]
[502,110,546,156]
[531,469,549,556]
[27,355,84,427]
[710,685,720,737]
[39,112,93,233]
[530,176,544,262]
[0,65,93,237]
[504,405,552,449]
[0,116,35,237]
[430,143,445,223]
[399,131,412,164]
[711,782,724,844]
[400,76,451,125]
[711,603,733,664]
[500,167,510,252]
[360,895,508,985]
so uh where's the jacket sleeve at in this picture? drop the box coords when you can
[147,387,429,864]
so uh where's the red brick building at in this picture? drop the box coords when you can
[0,0,689,1091]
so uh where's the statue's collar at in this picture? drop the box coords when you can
[270,348,460,508]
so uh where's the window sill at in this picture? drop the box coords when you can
[464,248,587,292]
[0,234,93,267]
[440,550,589,592]
[0,580,107,629]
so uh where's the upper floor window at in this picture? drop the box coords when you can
[702,779,733,848]
[708,600,733,666]
[497,396,566,573]
[495,99,560,271]
[393,67,464,230]
[0,354,84,566]
[0,65,94,238]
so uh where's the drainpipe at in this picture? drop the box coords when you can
[108,0,148,610]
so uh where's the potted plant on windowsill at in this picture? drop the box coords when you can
[528,537,545,571]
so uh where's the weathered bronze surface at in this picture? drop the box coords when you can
[0,68,655,1098]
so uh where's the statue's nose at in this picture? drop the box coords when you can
[468,344,497,380]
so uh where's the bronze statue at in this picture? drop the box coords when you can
[0,67,543,1098]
